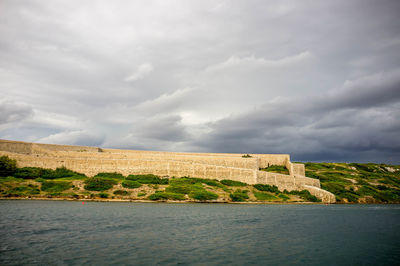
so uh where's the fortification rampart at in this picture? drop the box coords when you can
[0,139,335,202]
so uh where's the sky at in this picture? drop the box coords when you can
[1,0,400,163]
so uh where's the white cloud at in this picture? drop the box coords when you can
[124,63,154,82]
[205,51,312,72]
[37,130,104,146]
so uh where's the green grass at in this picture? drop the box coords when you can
[305,162,400,203]
[113,190,130,196]
[229,189,249,202]
[41,181,72,192]
[6,184,40,196]
[253,184,280,193]
[121,180,142,189]
[260,165,289,175]
[166,179,204,194]
[278,193,290,201]
[285,189,321,202]
[126,174,169,184]
[93,172,125,180]
[189,190,219,201]
[0,176,25,183]
[148,192,185,201]
[253,191,279,201]
[84,177,117,191]
[137,192,146,197]
[220,179,247,186]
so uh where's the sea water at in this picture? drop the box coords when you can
[1,200,399,265]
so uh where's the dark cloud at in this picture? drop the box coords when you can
[193,72,400,163]
[0,0,399,163]
[0,99,33,125]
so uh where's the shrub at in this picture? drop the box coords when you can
[253,184,280,193]
[121,180,142,189]
[42,166,86,179]
[94,172,124,180]
[98,192,109,198]
[0,176,24,183]
[0,156,17,177]
[84,177,117,191]
[14,167,52,179]
[113,190,130,196]
[41,181,72,192]
[242,154,252,158]
[137,192,146,197]
[127,174,169,184]
[286,190,321,202]
[229,189,249,202]
[221,179,247,187]
[189,190,219,201]
[148,192,185,201]
[260,165,289,175]
[7,185,40,196]
[278,193,290,201]
[166,179,204,194]
[254,191,279,201]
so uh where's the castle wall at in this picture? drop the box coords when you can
[0,139,334,202]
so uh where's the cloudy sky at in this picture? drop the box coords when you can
[1,0,400,163]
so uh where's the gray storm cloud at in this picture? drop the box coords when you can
[0,0,399,163]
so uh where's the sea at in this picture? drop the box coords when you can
[0,200,399,265]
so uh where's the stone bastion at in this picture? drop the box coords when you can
[0,139,335,203]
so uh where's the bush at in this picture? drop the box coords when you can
[242,154,252,158]
[254,191,279,201]
[98,192,109,198]
[229,189,249,202]
[278,193,290,201]
[260,165,289,175]
[253,184,280,193]
[42,167,86,180]
[189,190,219,201]
[286,190,321,202]
[84,177,117,191]
[220,179,247,187]
[13,167,52,179]
[121,180,142,189]
[94,172,124,179]
[7,184,40,196]
[137,192,146,197]
[113,190,130,196]
[166,179,204,194]
[41,181,72,192]
[127,174,169,184]
[148,192,185,201]
[0,156,17,177]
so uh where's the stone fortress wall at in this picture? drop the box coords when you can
[0,139,335,203]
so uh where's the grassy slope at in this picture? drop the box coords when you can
[1,161,399,203]
[304,162,400,203]
[0,171,311,203]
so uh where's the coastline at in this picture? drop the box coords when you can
[0,196,326,204]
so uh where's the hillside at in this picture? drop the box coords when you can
[0,155,319,203]
[304,162,400,203]
[1,155,399,203]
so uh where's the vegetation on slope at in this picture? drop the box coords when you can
[259,165,289,175]
[304,162,400,203]
[1,155,399,203]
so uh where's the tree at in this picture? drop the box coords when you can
[0,155,17,177]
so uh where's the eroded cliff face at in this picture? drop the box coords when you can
[0,139,335,203]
